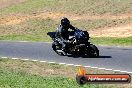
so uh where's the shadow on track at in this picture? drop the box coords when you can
[67,55,112,58]
[98,56,112,58]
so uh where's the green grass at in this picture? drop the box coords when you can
[0,69,103,88]
[0,18,57,42]
[91,37,132,46]
[0,58,131,88]
[0,0,132,46]
[72,18,132,30]
[0,18,132,46]
[1,0,55,15]
[0,58,120,88]
[1,0,132,15]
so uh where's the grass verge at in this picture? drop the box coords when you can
[0,18,132,46]
[1,0,132,15]
[91,37,132,46]
[0,58,131,88]
[0,0,132,46]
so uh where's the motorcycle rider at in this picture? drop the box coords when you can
[55,17,76,53]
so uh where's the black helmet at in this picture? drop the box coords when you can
[61,17,70,27]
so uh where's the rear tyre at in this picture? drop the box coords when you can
[52,42,64,56]
[88,44,99,57]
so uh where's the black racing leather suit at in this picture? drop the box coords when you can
[55,24,76,51]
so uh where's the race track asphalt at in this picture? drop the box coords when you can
[0,41,132,72]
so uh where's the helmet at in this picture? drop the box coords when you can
[61,17,70,27]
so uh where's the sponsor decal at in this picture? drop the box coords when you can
[76,66,131,85]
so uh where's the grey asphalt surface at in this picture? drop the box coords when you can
[0,41,132,72]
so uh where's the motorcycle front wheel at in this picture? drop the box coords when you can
[52,42,65,56]
[88,44,99,57]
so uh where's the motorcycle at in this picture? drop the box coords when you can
[47,28,99,57]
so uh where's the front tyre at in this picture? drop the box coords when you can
[52,42,64,56]
[88,44,99,57]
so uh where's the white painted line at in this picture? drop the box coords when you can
[113,70,121,72]
[91,67,98,69]
[48,62,56,64]
[1,57,8,59]
[84,66,91,68]
[120,71,128,73]
[59,63,66,65]
[40,61,47,63]
[21,59,29,61]
[127,72,132,74]
[1,56,131,74]
[32,60,38,62]
[105,69,113,71]
[66,64,74,66]
[74,65,82,67]
[12,58,19,60]
[98,68,106,70]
